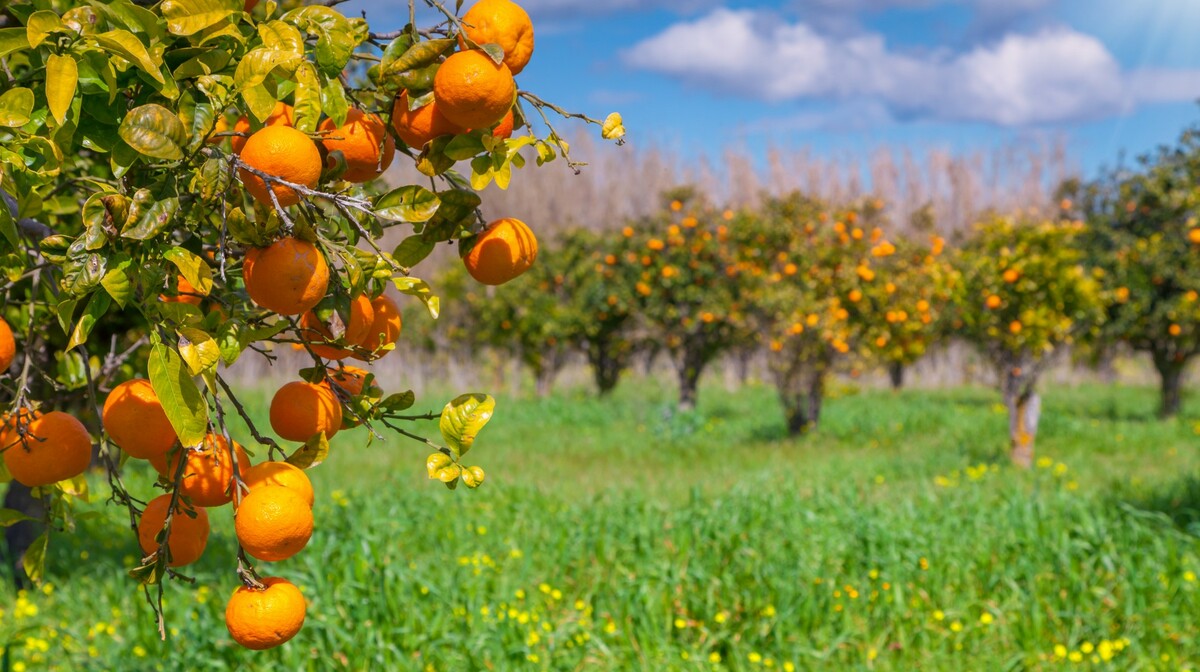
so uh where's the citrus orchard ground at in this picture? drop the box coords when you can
[4,382,1200,670]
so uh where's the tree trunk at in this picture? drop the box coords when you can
[777,364,826,436]
[535,368,554,397]
[587,337,625,396]
[1152,351,1186,419]
[677,362,701,412]
[888,362,905,391]
[1004,385,1040,468]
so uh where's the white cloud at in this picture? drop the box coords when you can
[623,8,1193,127]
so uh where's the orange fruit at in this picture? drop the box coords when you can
[225,577,306,650]
[1009,320,1023,334]
[1002,269,1020,284]
[328,366,372,397]
[137,494,210,567]
[319,109,395,183]
[459,0,535,75]
[433,50,515,129]
[985,295,1002,310]
[235,485,313,562]
[491,109,515,139]
[102,379,178,460]
[299,294,375,360]
[0,316,14,372]
[353,295,402,359]
[243,238,330,316]
[1,411,91,487]
[463,218,538,285]
[270,381,342,442]
[159,275,203,306]
[241,461,314,508]
[391,91,465,149]
[1190,228,1200,245]
[231,102,294,154]
[238,126,321,208]
[152,434,250,508]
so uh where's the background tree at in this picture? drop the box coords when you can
[1067,126,1200,417]
[953,217,1103,467]
[561,228,639,395]
[627,188,752,411]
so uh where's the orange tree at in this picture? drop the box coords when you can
[740,194,895,434]
[952,217,1102,467]
[1066,124,1200,417]
[0,0,620,649]
[859,231,957,389]
[626,188,753,411]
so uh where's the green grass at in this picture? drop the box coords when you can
[3,381,1200,671]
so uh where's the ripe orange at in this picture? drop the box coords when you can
[0,316,14,372]
[241,461,314,508]
[1003,269,1020,284]
[433,50,516,129]
[102,379,178,460]
[459,0,535,75]
[463,218,538,286]
[153,434,250,508]
[137,494,210,567]
[1189,228,1200,245]
[985,295,1002,310]
[391,91,465,149]
[299,294,375,360]
[270,381,342,442]
[319,109,395,183]
[243,238,330,316]
[328,366,371,397]
[159,275,203,306]
[353,295,402,359]
[225,577,306,650]
[1009,320,1023,334]
[490,109,515,139]
[238,126,321,209]
[235,485,313,562]
[1,411,91,487]
[231,102,294,154]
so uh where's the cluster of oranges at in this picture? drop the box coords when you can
[218,0,538,289]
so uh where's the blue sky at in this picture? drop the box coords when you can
[344,0,1200,177]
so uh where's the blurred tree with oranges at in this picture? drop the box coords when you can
[741,194,892,434]
[953,217,1103,466]
[1065,124,1200,418]
[563,229,640,395]
[626,188,753,411]
[859,232,958,389]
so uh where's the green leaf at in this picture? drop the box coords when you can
[393,236,435,268]
[445,133,488,161]
[480,42,505,65]
[216,320,242,366]
[438,393,495,458]
[286,432,329,470]
[393,276,440,319]
[162,0,240,36]
[26,10,64,49]
[375,185,441,223]
[461,465,485,489]
[93,30,165,84]
[0,508,36,527]
[164,247,213,295]
[382,38,455,77]
[0,87,35,127]
[120,196,179,240]
[291,61,321,133]
[177,327,220,376]
[257,19,305,55]
[0,28,30,59]
[601,112,626,141]
[320,73,348,127]
[67,291,111,350]
[0,198,18,251]
[380,390,415,412]
[45,54,79,126]
[119,104,188,161]
[23,532,47,584]
[101,267,132,308]
[425,452,452,479]
[148,343,209,448]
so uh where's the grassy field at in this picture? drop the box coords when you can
[3,381,1200,671]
